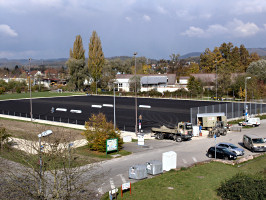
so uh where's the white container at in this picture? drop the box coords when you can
[123,135,132,143]
[129,164,147,180]
[138,135,144,145]
[162,151,176,171]
[146,160,163,175]
[193,126,199,137]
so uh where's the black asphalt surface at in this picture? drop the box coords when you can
[0,95,222,132]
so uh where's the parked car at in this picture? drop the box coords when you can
[238,117,260,127]
[216,142,244,156]
[207,146,237,160]
[243,134,266,152]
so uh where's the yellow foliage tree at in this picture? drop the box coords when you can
[238,87,246,99]
[82,113,123,152]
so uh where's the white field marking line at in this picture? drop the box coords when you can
[192,157,197,162]
[182,159,187,164]
[91,105,102,108]
[110,178,115,189]
[139,105,151,108]
[117,174,126,184]
[98,187,104,195]
[56,108,67,112]
[70,109,82,113]
[103,104,113,107]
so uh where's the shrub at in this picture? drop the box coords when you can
[0,127,11,150]
[0,87,5,94]
[82,113,123,152]
[217,173,266,200]
[16,86,21,93]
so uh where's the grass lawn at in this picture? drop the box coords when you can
[101,154,266,200]
[0,91,84,100]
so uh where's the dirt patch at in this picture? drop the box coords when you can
[0,118,85,142]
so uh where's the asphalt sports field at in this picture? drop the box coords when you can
[0,95,223,132]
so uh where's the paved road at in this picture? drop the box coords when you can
[85,119,266,197]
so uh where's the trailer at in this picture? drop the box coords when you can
[151,122,193,142]
[197,113,227,130]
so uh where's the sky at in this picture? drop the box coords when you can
[0,0,266,60]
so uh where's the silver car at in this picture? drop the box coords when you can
[216,142,244,156]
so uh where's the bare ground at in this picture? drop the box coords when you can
[0,118,86,142]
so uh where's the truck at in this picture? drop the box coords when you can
[238,117,260,127]
[208,121,227,137]
[151,122,193,142]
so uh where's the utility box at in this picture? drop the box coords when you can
[192,126,199,137]
[197,113,227,130]
[162,151,176,171]
[129,164,147,180]
[146,160,163,175]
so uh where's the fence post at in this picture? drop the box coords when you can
[76,120,77,125]
[232,102,234,119]
[226,104,227,118]
[190,108,193,125]
[212,105,214,113]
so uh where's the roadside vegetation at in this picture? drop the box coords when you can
[101,154,266,200]
[0,91,84,100]
[0,114,129,199]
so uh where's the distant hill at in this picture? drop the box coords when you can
[180,52,202,59]
[1,48,265,68]
[0,58,67,68]
[247,48,266,56]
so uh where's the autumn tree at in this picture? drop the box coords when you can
[88,31,105,93]
[82,113,123,152]
[66,35,87,91]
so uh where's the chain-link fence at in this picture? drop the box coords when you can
[190,102,266,125]
[0,110,86,125]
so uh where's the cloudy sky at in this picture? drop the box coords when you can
[1,0,266,60]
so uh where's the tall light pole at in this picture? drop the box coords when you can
[245,77,251,119]
[29,58,33,121]
[38,130,53,196]
[134,52,138,135]
[215,61,217,100]
[113,82,117,130]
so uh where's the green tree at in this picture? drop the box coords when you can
[239,44,250,72]
[217,64,231,96]
[187,76,203,96]
[82,113,123,152]
[200,48,214,72]
[88,31,105,93]
[247,59,266,83]
[66,35,86,91]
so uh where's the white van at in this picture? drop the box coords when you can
[243,134,266,152]
[239,117,260,127]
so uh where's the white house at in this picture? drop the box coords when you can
[115,74,180,93]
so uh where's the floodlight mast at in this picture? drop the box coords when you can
[134,52,137,136]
